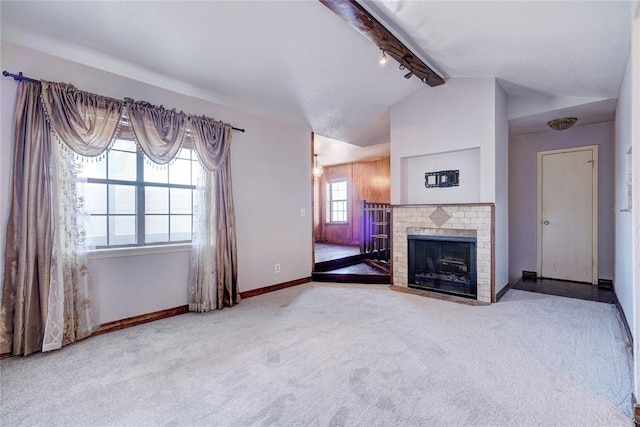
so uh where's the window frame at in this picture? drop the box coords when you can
[325,178,349,224]
[82,138,198,249]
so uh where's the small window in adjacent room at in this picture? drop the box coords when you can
[326,179,348,223]
[626,148,633,211]
[79,138,199,248]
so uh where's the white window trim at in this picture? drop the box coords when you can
[89,243,191,259]
[326,178,349,224]
[82,137,198,249]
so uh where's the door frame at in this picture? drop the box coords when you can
[536,145,598,284]
[311,132,317,272]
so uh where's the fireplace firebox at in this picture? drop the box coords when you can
[407,235,477,299]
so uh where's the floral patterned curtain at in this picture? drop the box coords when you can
[39,81,124,351]
[1,80,108,356]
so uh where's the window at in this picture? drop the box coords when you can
[326,179,348,223]
[79,138,199,248]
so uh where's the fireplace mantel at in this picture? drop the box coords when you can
[392,204,495,303]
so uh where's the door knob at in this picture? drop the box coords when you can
[543,220,550,225]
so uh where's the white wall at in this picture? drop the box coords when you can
[631,3,640,401]
[401,148,480,204]
[613,12,639,401]
[494,82,509,292]
[615,51,634,338]
[390,78,509,295]
[391,78,498,205]
[0,42,312,324]
[91,250,191,323]
[507,94,603,120]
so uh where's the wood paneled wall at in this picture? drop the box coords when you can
[314,157,390,245]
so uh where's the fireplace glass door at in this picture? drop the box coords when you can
[407,235,477,299]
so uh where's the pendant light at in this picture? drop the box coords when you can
[313,154,324,178]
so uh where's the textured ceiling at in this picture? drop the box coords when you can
[315,134,390,166]
[368,0,631,98]
[509,99,618,137]
[0,1,632,148]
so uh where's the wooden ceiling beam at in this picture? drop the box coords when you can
[319,0,445,87]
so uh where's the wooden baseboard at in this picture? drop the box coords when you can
[635,401,640,426]
[239,277,311,299]
[95,305,189,336]
[4,280,311,356]
[612,287,634,348]
[495,283,511,302]
[3,307,188,359]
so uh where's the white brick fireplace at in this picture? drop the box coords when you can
[392,204,495,303]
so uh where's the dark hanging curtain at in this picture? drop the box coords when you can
[1,81,53,356]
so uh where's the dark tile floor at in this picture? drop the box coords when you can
[511,277,616,304]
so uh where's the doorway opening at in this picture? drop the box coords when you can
[311,133,391,283]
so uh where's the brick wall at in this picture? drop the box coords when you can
[392,204,494,303]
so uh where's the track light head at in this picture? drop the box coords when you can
[379,50,387,65]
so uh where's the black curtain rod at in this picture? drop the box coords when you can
[2,70,246,133]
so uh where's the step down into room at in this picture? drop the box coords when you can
[313,257,390,284]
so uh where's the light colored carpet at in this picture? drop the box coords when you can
[0,283,633,426]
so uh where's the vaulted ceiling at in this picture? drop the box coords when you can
[0,1,632,147]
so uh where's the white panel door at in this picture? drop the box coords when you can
[538,147,597,283]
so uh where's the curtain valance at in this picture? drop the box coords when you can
[40,81,124,157]
[126,98,188,165]
[190,115,232,171]
[41,81,233,171]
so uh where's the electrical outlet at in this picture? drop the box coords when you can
[274,263,281,273]
[300,208,306,217]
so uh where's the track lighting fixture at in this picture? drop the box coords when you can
[379,50,387,65]
[320,0,444,87]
